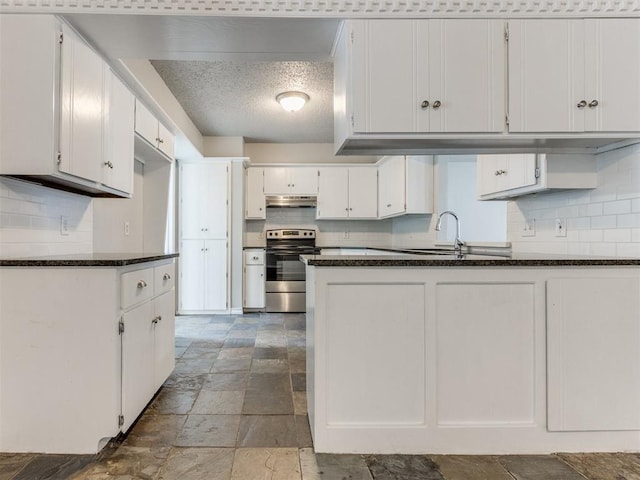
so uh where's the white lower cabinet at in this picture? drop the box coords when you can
[180,239,228,312]
[244,249,266,309]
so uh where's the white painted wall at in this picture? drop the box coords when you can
[0,178,93,258]
[244,143,376,164]
[93,161,144,253]
[203,137,245,157]
[509,143,640,257]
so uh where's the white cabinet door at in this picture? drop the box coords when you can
[477,154,537,196]
[317,167,349,219]
[153,291,175,391]
[378,156,405,218]
[245,168,265,219]
[290,168,318,194]
[134,100,158,146]
[179,239,205,311]
[584,19,640,132]
[157,121,174,159]
[348,167,378,219]
[180,162,228,239]
[263,168,290,194]
[547,278,640,431]
[59,24,104,183]
[422,20,505,133]
[121,300,154,432]
[204,239,228,311]
[103,70,134,194]
[244,264,265,309]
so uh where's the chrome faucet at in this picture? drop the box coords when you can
[435,211,465,253]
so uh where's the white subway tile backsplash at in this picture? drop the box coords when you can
[603,229,632,243]
[603,199,631,215]
[578,229,604,242]
[617,243,640,257]
[578,203,603,217]
[617,213,640,229]
[591,215,617,229]
[589,242,617,257]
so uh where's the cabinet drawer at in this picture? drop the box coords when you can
[121,268,154,309]
[154,263,175,296]
[244,250,265,265]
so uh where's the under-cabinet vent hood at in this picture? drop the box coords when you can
[265,195,317,208]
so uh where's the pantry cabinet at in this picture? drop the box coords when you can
[509,19,640,133]
[378,155,434,219]
[316,166,378,219]
[0,15,134,197]
[245,167,266,219]
[179,160,230,313]
[263,167,318,195]
[477,153,597,200]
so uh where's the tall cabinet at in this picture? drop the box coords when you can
[179,160,230,313]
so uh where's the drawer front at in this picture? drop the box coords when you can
[244,250,265,265]
[121,267,154,309]
[154,263,175,296]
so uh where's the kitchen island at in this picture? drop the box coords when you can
[303,251,640,454]
[0,253,178,454]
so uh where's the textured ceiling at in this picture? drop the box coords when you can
[151,60,334,143]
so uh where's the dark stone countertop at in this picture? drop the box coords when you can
[0,252,179,267]
[302,251,640,267]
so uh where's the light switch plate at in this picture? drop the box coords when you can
[555,218,567,237]
[60,215,69,236]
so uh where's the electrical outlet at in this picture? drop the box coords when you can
[522,218,536,237]
[60,215,69,236]
[343,231,349,239]
[124,221,130,236]
[555,218,567,237]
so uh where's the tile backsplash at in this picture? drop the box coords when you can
[0,178,93,258]
[509,143,640,257]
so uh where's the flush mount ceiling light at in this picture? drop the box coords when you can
[276,91,310,112]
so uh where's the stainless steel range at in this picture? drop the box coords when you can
[265,228,317,313]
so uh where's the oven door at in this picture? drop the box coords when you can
[265,249,307,283]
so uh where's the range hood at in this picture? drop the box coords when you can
[265,195,317,208]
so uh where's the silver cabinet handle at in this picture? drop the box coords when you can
[495,169,506,176]
[163,273,171,280]
[252,256,259,260]
[349,208,353,211]
[577,100,587,108]
[421,100,429,109]
[152,315,162,324]
[432,100,441,109]
[589,100,599,108]
[103,161,114,169]
[156,137,164,144]
[137,280,147,289]
[387,203,392,207]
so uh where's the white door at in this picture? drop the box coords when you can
[245,168,265,219]
[317,167,349,219]
[422,20,505,133]
[348,167,378,219]
[508,20,584,133]
[59,24,104,183]
[289,168,318,195]
[352,20,417,133]
[153,291,175,391]
[263,168,290,194]
[179,239,204,311]
[121,301,154,432]
[378,156,406,218]
[103,70,134,194]
[204,239,228,311]
[585,19,640,132]
[244,264,265,308]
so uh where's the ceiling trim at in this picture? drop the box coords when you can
[3,0,639,17]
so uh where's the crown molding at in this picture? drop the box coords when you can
[1,0,639,17]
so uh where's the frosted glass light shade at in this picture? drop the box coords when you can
[276,91,309,112]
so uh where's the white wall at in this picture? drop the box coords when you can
[244,143,376,164]
[0,178,93,258]
[509,143,640,257]
[93,161,144,253]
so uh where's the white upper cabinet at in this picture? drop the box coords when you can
[378,155,433,219]
[317,166,377,220]
[0,15,133,197]
[263,167,318,195]
[134,100,175,161]
[477,153,597,200]
[180,162,228,239]
[245,167,266,219]
[509,19,640,133]
[103,70,135,194]
[344,19,505,136]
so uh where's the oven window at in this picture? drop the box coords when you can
[266,252,306,282]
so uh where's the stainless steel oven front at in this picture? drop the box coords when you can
[265,229,316,313]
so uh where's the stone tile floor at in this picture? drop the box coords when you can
[2,313,640,479]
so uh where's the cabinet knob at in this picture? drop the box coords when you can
[291,184,295,187]
[103,161,114,169]
[589,99,599,108]
[421,100,429,109]
[387,203,392,207]
[163,273,171,280]
[259,208,263,211]
[495,169,506,176]
[345,208,349,211]
[137,280,147,289]
[432,100,441,110]
[252,256,259,260]
[577,100,587,109]
[349,208,353,211]
[156,137,164,144]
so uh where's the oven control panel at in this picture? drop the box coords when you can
[266,229,316,239]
